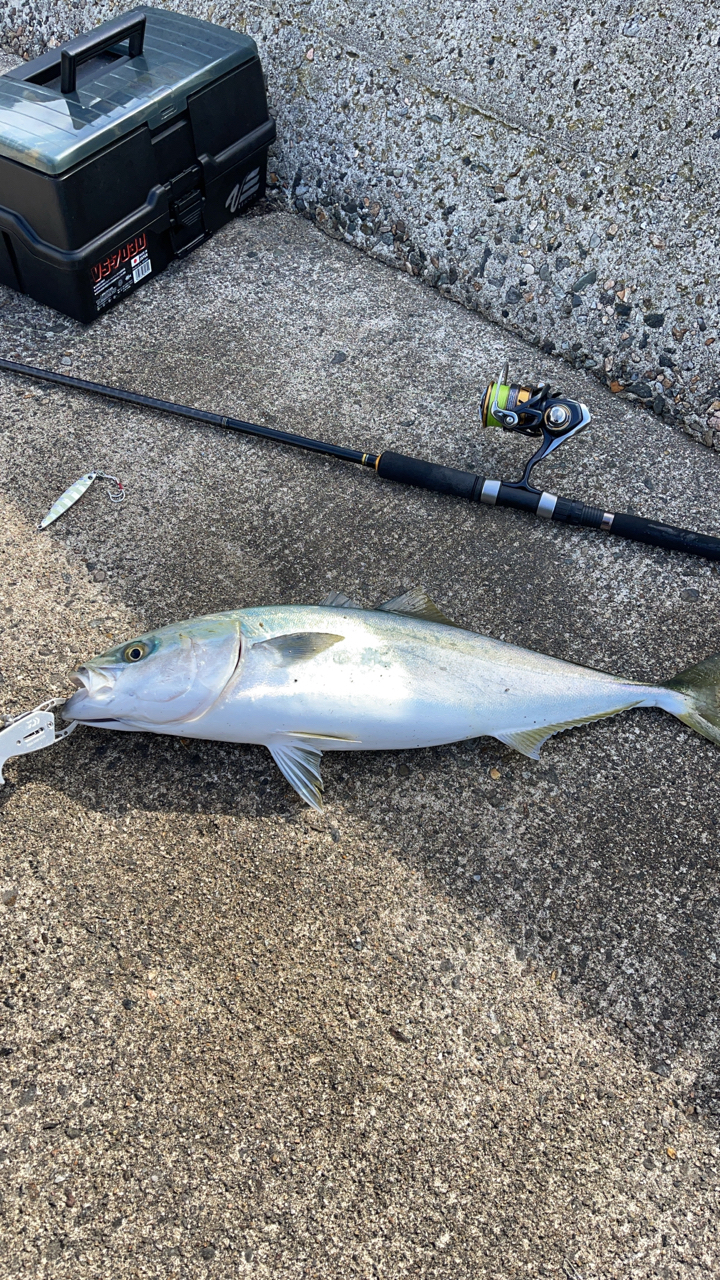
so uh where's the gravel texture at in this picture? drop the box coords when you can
[1,209,720,1278]
[0,4,719,448]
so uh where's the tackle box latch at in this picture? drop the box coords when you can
[168,165,206,255]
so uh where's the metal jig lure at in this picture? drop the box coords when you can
[39,470,125,529]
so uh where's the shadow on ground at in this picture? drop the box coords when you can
[6,687,718,1121]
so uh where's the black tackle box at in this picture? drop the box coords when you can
[0,7,275,322]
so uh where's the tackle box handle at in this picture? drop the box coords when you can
[60,10,146,94]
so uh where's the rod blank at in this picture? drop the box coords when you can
[0,357,375,467]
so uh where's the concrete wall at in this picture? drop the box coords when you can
[2,0,719,445]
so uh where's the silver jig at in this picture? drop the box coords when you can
[39,470,125,529]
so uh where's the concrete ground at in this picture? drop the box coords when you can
[0,208,719,1279]
[4,4,720,442]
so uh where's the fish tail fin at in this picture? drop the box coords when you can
[662,653,720,746]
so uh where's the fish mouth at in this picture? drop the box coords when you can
[70,665,115,695]
[63,665,119,723]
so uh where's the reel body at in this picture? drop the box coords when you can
[480,369,590,493]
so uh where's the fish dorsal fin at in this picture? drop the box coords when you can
[268,731,360,810]
[319,590,362,609]
[495,703,643,760]
[253,632,344,666]
[375,586,462,629]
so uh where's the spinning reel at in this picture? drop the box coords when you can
[480,365,591,494]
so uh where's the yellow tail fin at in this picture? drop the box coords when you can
[663,654,720,746]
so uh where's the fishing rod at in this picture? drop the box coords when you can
[2,355,719,563]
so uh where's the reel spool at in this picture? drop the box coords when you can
[481,380,536,434]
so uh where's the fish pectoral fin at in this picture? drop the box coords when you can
[268,735,324,810]
[375,586,463,629]
[319,590,363,609]
[495,704,642,760]
[268,732,360,810]
[253,632,344,665]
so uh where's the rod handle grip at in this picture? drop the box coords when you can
[376,451,483,501]
[608,512,720,561]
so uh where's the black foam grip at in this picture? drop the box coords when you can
[376,452,483,501]
[609,513,720,561]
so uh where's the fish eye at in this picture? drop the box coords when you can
[124,642,148,663]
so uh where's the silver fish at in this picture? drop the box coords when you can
[63,588,720,809]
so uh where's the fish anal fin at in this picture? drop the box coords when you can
[319,591,362,609]
[376,586,463,629]
[267,731,360,810]
[253,632,344,665]
[495,726,556,761]
[495,703,642,760]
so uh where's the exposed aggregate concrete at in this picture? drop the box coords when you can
[1,210,720,1278]
[0,2,718,446]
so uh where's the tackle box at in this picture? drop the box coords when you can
[0,7,275,322]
